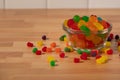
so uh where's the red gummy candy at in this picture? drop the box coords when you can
[71,23,79,30]
[59,52,65,58]
[80,52,88,60]
[74,58,80,63]
[67,19,74,27]
[107,49,113,55]
[109,33,113,40]
[86,40,95,48]
[27,42,33,47]
[77,34,86,39]
[106,22,110,28]
[96,55,101,59]
[36,50,42,55]
[118,41,120,46]
[42,46,47,52]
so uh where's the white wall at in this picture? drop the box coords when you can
[1,0,120,9]
[5,0,47,9]
[0,0,4,9]
[47,0,88,8]
[89,0,120,8]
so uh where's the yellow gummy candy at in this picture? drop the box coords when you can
[47,56,55,62]
[37,41,43,47]
[78,20,86,28]
[105,41,111,47]
[68,46,74,52]
[64,20,68,27]
[93,22,104,31]
[118,46,120,52]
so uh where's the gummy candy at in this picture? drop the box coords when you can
[37,41,43,47]
[115,35,119,40]
[97,17,102,21]
[36,50,42,55]
[77,20,86,28]
[105,48,113,55]
[105,41,111,47]
[42,35,47,40]
[59,35,66,41]
[55,48,62,53]
[93,22,104,31]
[77,49,83,54]
[82,16,89,22]
[89,15,98,22]
[59,52,65,58]
[64,47,71,52]
[80,52,88,60]
[74,58,80,63]
[73,15,80,23]
[80,25,91,36]
[42,46,47,52]
[50,60,55,67]
[47,56,55,62]
[27,42,33,47]
[46,47,52,53]
[50,42,56,48]
[32,47,38,53]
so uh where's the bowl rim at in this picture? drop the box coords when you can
[63,24,112,34]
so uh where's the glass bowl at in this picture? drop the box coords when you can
[63,24,112,50]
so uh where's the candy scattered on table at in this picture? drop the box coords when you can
[42,35,47,40]
[42,46,47,52]
[74,58,80,63]
[55,48,62,53]
[32,47,38,53]
[91,49,99,57]
[80,52,88,60]
[27,42,34,47]
[26,15,120,67]
[64,47,71,52]
[105,48,113,55]
[59,35,66,41]
[59,52,65,58]
[77,49,83,54]
[105,41,111,47]
[96,55,108,64]
[36,50,42,55]
[50,60,56,67]
[118,46,120,52]
[47,56,55,62]
[50,42,57,48]
[115,35,119,41]
[37,41,43,47]
[46,47,52,53]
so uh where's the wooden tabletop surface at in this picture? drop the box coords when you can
[0,9,120,80]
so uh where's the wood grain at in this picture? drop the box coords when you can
[0,9,120,80]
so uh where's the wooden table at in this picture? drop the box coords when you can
[0,9,120,80]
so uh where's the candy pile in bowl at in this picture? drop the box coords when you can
[63,15,112,50]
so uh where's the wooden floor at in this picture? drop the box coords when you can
[0,9,120,80]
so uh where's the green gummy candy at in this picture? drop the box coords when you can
[77,49,83,54]
[32,47,38,53]
[64,47,70,52]
[82,16,89,22]
[73,15,80,22]
[97,33,106,39]
[83,49,90,55]
[50,60,55,66]
[97,17,102,21]
[80,25,91,36]
[59,35,66,41]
